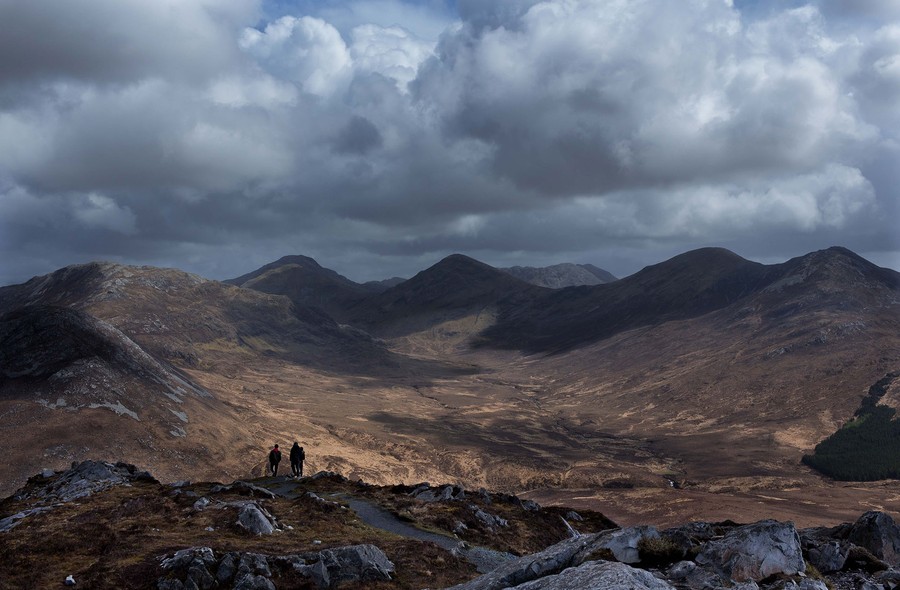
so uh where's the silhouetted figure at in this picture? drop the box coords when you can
[290,442,305,477]
[268,444,282,477]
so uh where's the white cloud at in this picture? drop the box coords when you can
[240,16,353,97]
[350,24,434,90]
[1,0,898,285]
[73,193,138,234]
[207,72,299,108]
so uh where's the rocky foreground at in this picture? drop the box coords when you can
[2,462,900,589]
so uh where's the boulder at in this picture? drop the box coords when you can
[302,544,394,588]
[847,511,900,565]
[508,560,675,590]
[413,484,466,502]
[209,481,276,499]
[236,503,277,535]
[472,506,509,530]
[779,581,829,590]
[666,560,729,590]
[159,547,217,590]
[446,532,606,590]
[805,540,848,573]
[233,553,275,590]
[696,520,804,582]
[28,460,157,504]
[590,526,660,564]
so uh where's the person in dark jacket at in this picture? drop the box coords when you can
[290,442,305,477]
[268,444,282,477]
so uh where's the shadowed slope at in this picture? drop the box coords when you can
[480,247,774,352]
[226,255,381,321]
[0,261,405,374]
[346,254,549,337]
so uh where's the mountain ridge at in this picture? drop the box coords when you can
[0,245,898,530]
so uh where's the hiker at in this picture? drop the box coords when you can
[290,442,305,477]
[268,444,282,477]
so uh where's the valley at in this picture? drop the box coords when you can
[1,247,899,530]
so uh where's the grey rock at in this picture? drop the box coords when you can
[696,520,804,582]
[414,484,466,502]
[32,460,156,504]
[806,540,848,573]
[170,480,191,488]
[306,544,395,588]
[157,580,185,590]
[0,507,54,533]
[591,526,659,565]
[233,573,276,590]
[209,481,276,499]
[876,569,900,585]
[509,560,674,590]
[848,511,900,565]
[666,559,727,589]
[446,532,605,590]
[216,552,238,583]
[186,564,215,590]
[238,553,272,577]
[566,511,584,522]
[473,506,509,530]
[454,521,469,535]
[521,500,541,512]
[453,545,518,574]
[192,497,210,511]
[41,468,56,478]
[236,503,277,535]
[160,547,217,571]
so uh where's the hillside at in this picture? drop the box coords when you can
[3,460,900,590]
[0,305,252,490]
[344,254,549,338]
[226,255,380,321]
[0,261,405,373]
[501,262,617,288]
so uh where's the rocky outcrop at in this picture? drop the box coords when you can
[209,480,277,499]
[446,514,900,590]
[2,460,156,532]
[158,544,394,589]
[846,511,900,565]
[235,502,279,535]
[696,520,804,582]
[512,560,673,590]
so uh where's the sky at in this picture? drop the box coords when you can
[1,0,898,286]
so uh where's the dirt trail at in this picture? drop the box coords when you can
[261,477,515,573]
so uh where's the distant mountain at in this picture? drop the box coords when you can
[363,276,406,291]
[225,255,378,321]
[501,262,617,288]
[0,261,395,372]
[345,254,548,337]
[480,246,900,352]
[488,247,762,351]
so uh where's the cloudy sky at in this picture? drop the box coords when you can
[1,0,898,285]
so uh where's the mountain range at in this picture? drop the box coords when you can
[1,247,899,527]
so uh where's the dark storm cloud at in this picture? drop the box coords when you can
[332,115,383,154]
[0,0,253,86]
[0,0,898,287]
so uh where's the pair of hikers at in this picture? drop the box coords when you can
[268,442,305,477]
